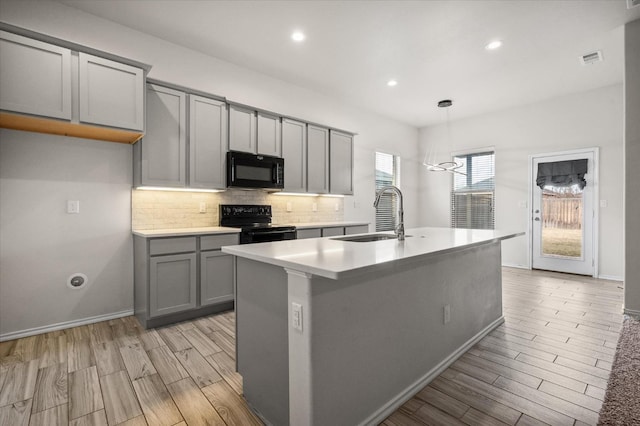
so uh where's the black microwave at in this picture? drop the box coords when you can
[227,151,284,189]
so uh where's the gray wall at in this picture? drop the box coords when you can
[625,19,640,314]
[418,85,624,279]
[0,130,134,337]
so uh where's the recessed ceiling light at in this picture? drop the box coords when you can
[291,31,305,42]
[387,80,398,87]
[485,40,503,50]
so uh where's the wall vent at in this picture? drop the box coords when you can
[579,51,603,66]
[628,0,640,9]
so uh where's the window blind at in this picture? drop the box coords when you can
[451,151,495,229]
[375,152,400,232]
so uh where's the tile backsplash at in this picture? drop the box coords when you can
[132,189,344,230]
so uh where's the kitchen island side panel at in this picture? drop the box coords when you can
[289,241,503,425]
[236,257,290,425]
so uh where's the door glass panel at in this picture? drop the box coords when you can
[541,184,583,258]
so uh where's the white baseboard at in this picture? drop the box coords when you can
[501,263,529,270]
[358,315,505,426]
[623,308,640,317]
[597,274,624,282]
[0,310,134,342]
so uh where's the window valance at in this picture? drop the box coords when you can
[536,159,588,189]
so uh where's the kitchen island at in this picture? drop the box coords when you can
[222,227,523,426]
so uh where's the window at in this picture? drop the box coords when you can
[451,151,495,229]
[375,152,400,232]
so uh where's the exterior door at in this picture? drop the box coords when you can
[532,150,595,275]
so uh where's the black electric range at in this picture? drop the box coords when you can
[220,204,296,244]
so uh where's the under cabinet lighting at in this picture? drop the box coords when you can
[135,186,225,193]
[273,192,320,197]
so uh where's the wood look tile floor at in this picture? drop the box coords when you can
[0,268,623,426]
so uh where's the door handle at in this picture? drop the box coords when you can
[534,217,540,221]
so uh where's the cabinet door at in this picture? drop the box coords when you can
[78,53,144,131]
[0,31,72,120]
[329,131,354,195]
[189,95,227,189]
[201,251,235,306]
[228,105,257,153]
[149,253,197,317]
[281,118,307,192]
[257,112,281,157]
[141,84,186,187]
[307,125,329,194]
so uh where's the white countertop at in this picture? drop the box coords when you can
[132,222,369,237]
[222,227,525,280]
[132,227,241,238]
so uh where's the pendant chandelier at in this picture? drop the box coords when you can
[422,99,466,175]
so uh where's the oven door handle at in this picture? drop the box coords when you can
[246,229,294,236]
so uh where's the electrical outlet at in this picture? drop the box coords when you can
[287,202,292,212]
[292,302,303,331]
[67,200,80,214]
[312,202,317,212]
[199,202,207,213]
[444,304,451,324]
[335,203,339,211]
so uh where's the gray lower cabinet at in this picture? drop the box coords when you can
[321,227,344,237]
[134,233,238,328]
[345,225,369,234]
[149,253,197,317]
[296,228,322,239]
[201,251,234,306]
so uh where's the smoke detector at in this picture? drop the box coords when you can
[579,51,603,66]
[628,0,640,9]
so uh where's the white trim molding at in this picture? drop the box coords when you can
[358,316,505,426]
[0,309,134,342]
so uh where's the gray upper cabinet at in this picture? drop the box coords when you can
[229,105,257,153]
[0,30,72,120]
[257,112,281,157]
[189,95,227,189]
[78,52,144,131]
[139,84,186,187]
[281,118,307,193]
[307,125,329,194]
[329,130,354,195]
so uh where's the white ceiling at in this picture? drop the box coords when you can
[57,0,640,127]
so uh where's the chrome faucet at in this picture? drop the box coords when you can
[373,185,405,241]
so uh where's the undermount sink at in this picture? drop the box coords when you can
[332,234,407,242]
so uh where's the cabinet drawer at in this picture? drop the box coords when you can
[321,227,344,237]
[345,225,369,235]
[297,228,321,239]
[201,234,239,251]
[149,237,196,255]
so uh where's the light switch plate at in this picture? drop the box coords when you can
[292,302,303,331]
[67,200,80,214]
